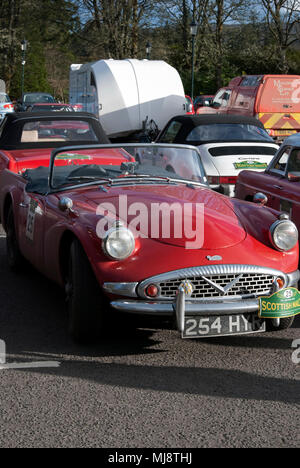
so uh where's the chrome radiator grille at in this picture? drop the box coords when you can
[158,273,275,299]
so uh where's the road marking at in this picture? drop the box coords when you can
[0,361,61,370]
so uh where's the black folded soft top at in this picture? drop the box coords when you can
[0,112,110,150]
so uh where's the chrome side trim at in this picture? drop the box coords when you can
[286,269,300,286]
[102,282,138,298]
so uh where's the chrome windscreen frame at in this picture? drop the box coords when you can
[48,142,209,192]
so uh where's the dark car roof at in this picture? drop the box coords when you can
[280,133,300,147]
[0,112,110,149]
[166,114,266,128]
[156,114,272,145]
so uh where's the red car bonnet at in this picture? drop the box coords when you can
[76,184,247,249]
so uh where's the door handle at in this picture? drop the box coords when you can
[19,202,29,208]
[274,185,283,190]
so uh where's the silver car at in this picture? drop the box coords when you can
[0,93,14,120]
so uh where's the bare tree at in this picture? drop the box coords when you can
[0,0,22,91]
[260,0,300,72]
[204,0,248,89]
[79,0,152,58]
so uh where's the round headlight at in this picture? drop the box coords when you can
[103,227,135,260]
[269,220,298,251]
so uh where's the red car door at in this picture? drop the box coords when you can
[257,146,292,213]
[274,147,300,232]
[18,191,46,269]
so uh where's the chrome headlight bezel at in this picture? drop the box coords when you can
[269,219,298,252]
[102,226,135,260]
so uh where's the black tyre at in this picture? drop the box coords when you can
[6,206,25,272]
[166,165,175,173]
[65,239,106,343]
[266,316,294,332]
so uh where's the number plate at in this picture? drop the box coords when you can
[183,313,266,338]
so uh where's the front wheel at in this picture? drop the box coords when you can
[65,239,106,343]
[266,316,294,332]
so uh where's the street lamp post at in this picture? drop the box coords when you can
[21,39,28,97]
[190,20,198,101]
[146,41,152,60]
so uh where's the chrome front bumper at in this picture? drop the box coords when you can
[110,297,260,317]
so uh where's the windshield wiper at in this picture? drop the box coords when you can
[109,175,174,185]
[67,175,110,181]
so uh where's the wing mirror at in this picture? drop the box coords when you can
[58,197,73,212]
[253,192,268,205]
[288,173,300,182]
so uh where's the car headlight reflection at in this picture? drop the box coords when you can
[103,226,135,260]
[269,220,298,251]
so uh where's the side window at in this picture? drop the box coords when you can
[271,146,291,174]
[212,89,230,109]
[240,76,262,87]
[286,148,300,175]
[159,121,182,143]
[222,91,231,105]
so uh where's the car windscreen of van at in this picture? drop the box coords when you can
[185,123,273,142]
[259,77,300,112]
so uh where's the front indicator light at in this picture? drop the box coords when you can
[145,284,159,298]
[275,277,285,289]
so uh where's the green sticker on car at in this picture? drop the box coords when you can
[259,287,300,318]
[56,153,91,160]
[234,161,268,169]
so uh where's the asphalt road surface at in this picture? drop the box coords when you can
[0,225,299,448]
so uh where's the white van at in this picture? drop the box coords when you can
[69,59,186,139]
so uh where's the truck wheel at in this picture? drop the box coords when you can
[6,207,25,272]
[266,316,294,331]
[65,239,106,343]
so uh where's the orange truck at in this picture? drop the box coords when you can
[212,75,300,141]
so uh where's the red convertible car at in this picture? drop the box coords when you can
[0,112,110,174]
[0,143,299,343]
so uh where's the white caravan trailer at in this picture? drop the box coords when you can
[69,59,186,139]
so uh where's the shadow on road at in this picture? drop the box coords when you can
[4,359,300,404]
[0,235,300,405]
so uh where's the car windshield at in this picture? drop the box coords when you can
[0,93,10,103]
[24,93,55,103]
[49,144,208,190]
[20,119,98,143]
[186,123,273,142]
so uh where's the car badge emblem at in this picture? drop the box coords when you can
[179,280,194,297]
[206,255,222,261]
